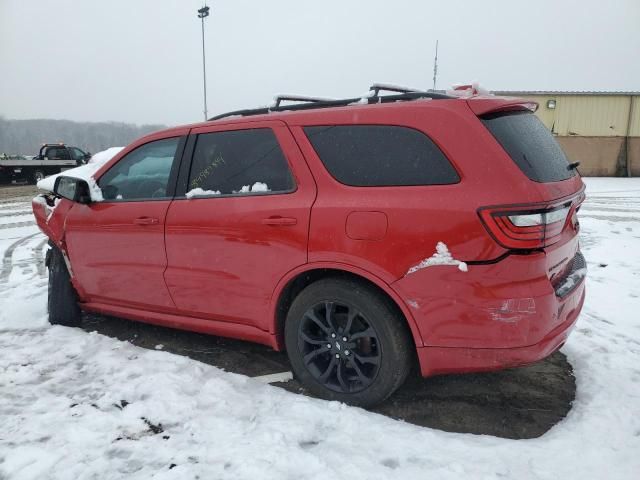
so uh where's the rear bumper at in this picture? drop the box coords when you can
[392,248,586,376]
[416,283,584,376]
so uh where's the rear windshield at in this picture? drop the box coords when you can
[304,125,460,187]
[481,111,576,183]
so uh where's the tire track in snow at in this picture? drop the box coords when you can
[0,232,40,283]
[10,234,48,281]
[0,196,33,205]
[0,203,30,211]
[0,220,36,230]
[0,210,33,218]
[33,237,49,278]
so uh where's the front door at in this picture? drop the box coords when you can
[64,135,185,310]
[164,121,316,331]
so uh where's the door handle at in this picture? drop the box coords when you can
[134,217,159,225]
[261,216,297,226]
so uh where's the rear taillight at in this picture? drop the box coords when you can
[479,194,584,250]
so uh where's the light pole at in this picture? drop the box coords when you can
[197,4,210,121]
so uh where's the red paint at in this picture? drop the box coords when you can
[34,95,586,378]
[163,122,316,331]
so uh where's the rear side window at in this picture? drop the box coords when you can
[481,111,576,183]
[188,128,294,195]
[304,125,459,187]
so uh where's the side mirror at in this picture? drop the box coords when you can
[54,176,92,204]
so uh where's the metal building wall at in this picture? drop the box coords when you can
[495,92,639,176]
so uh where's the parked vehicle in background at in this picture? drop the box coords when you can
[0,144,91,184]
[33,144,91,164]
[32,84,587,407]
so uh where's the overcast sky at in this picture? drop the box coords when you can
[1,0,638,126]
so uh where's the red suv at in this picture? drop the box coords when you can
[33,85,586,407]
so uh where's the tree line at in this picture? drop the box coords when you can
[0,117,167,156]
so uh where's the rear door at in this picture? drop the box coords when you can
[64,135,186,310]
[164,121,316,331]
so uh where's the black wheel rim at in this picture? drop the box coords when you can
[298,301,381,393]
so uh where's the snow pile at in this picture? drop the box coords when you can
[248,181,269,192]
[446,82,491,98]
[186,182,270,197]
[36,146,124,201]
[406,241,468,275]
[235,182,270,193]
[351,89,376,105]
[88,146,124,165]
[185,188,221,198]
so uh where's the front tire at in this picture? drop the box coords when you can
[47,246,81,327]
[284,278,413,407]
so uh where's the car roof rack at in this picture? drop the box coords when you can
[208,84,453,121]
[272,94,335,109]
[368,83,421,96]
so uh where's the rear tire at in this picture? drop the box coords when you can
[47,246,82,327]
[32,170,45,184]
[284,278,413,407]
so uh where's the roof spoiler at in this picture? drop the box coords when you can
[467,98,539,116]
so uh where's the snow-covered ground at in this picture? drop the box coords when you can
[1,178,639,479]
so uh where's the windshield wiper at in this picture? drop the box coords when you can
[568,161,580,171]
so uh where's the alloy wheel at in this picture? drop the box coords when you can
[297,301,381,393]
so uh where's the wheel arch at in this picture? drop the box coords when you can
[270,262,423,351]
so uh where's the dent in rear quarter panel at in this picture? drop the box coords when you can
[392,252,564,349]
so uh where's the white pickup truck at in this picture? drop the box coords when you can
[0,144,90,184]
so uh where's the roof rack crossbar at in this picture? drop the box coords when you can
[208,89,453,121]
[369,83,422,96]
[273,95,335,109]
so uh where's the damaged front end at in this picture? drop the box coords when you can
[32,193,73,251]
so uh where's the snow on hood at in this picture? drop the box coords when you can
[36,147,124,200]
[87,146,124,165]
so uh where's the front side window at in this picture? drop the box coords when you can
[187,128,294,196]
[304,125,460,186]
[98,137,180,201]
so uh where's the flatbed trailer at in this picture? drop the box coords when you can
[0,143,89,184]
[0,158,78,184]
